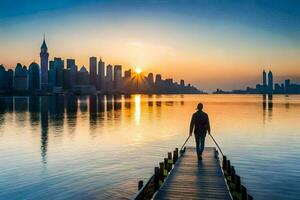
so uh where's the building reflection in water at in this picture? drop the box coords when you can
[262,94,266,125]
[106,95,113,111]
[66,95,78,134]
[114,95,122,111]
[79,96,88,113]
[180,94,184,105]
[134,95,141,124]
[262,94,273,124]
[89,95,97,128]
[285,95,290,111]
[156,95,162,107]
[29,96,40,126]
[268,94,273,121]
[97,95,105,113]
[40,96,49,164]
[148,95,153,107]
[124,95,131,109]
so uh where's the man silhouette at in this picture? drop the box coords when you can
[189,103,210,160]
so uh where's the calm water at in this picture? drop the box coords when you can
[0,94,300,200]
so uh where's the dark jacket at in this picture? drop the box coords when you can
[190,110,210,136]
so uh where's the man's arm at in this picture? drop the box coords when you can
[207,115,211,135]
[189,114,195,136]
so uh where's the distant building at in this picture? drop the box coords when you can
[114,65,122,91]
[5,69,14,91]
[268,70,273,94]
[148,73,154,84]
[54,57,64,87]
[105,64,113,92]
[67,59,77,87]
[77,66,89,85]
[63,69,71,89]
[97,58,105,91]
[180,80,185,87]
[263,70,267,86]
[155,74,162,84]
[40,36,49,90]
[28,62,40,90]
[124,69,132,78]
[89,57,97,87]
[0,65,5,90]
[14,63,28,91]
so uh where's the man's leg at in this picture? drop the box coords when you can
[194,134,202,160]
[199,135,206,155]
[194,134,200,154]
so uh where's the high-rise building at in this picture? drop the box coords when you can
[40,36,49,90]
[0,65,5,90]
[5,69,14,91]
[180,80,185,87]
[89,57,97,87]
[63,69,71,89]
[124,69,132,78]
[114,65,122,91]
[77,66,89,85]
[28,62,40,90]
[67,59,77,86]
[263,70,267,86]
[14,63,28,91]
[106,64,113,92]
[54,57,64,87]
[285,79,290,93]
[268,70,273,93]
[97,58,105,91]
[67,59,75,69]
[148,73,154,84]
[155,74,162,83]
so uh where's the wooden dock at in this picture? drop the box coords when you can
[154,147,232,200]
[133,145,253,200]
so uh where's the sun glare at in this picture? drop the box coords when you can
[135,68,142,74]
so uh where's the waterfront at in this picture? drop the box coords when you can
[0,94,300,200]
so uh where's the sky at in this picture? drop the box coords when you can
[0,0,300,91]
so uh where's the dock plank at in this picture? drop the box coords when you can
[154,147,232,200]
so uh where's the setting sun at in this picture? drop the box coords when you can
[135,68,142,74]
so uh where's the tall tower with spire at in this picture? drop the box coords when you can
[40,35,49,90]
[262,69,267,86]
[268,70,273,94]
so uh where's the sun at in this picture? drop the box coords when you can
[135,67,142,74]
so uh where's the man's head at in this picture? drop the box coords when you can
[197,103,203,111]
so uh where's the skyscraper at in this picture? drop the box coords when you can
[67,59,77,86]
[53,57,64,87]
[114,65,122,91]
[106,64,113,92]
[40,36,49,90]
[28,62,40,90]
[0,65,5,90]
[268,70,273,94]
[263,70,267,86]
[89,57,97,87]
[148,73,154,84]
[14,63,28,91]
[97,58,105,91]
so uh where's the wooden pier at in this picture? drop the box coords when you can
[133,146,253,200]
[154,147,231,200]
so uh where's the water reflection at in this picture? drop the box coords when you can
[41,96,49,164]
[134,95,141,124]
[0,94,300,200]
[98,95,105,112]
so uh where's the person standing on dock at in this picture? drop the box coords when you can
[189,103,211,160]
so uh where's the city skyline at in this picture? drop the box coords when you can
[1,0,300,91]
[0,37,200,95]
